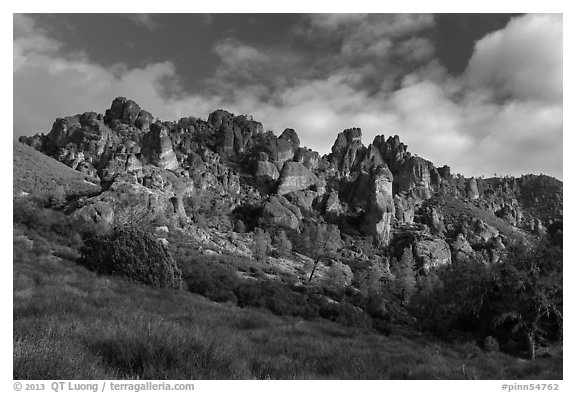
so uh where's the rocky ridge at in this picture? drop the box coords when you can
[19,97,563,278]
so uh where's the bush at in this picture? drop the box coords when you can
[235,280,319,319]
[79,226,182,289]
[319,301,373,329]
[183,259,239,303]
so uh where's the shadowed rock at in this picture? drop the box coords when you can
[277,161,318,195]
[363,165,395,246]
[140,122,179,170]
[259,195,303,229]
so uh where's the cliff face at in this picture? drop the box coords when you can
[19,96,562,270]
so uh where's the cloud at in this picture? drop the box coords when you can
[464,13,562,104]
[13,15,220,136]
[212,38,271,83]
[298,14,435,61]
[13,14,562,180]
[126,14,159,30]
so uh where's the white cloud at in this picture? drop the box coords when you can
[13,15,220,136]
[299,13,435,62]
[464,13,562,104]
[127,14,159,30]
[212,38,271,83]
[13,14,562,180]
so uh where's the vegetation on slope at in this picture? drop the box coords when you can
[13,140,99,200]
[13,230,562,379]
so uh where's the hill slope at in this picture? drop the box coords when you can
[13,140,99,198]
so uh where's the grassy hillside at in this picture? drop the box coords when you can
[13,140,99,198]
[13,229,561,380]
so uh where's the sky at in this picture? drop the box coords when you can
[13,13,563,179]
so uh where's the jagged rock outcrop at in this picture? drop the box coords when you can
[395,156,436,199]
[259,195,302,229]
[421,206,445,235]
[207,110,263,159]
[105,97,153,130]
[394,194,416,224]
[72,171,192,230]
[278,128,300,151]
[277,161,318,195]
[284,190,318,211]
[345,171,373,210]
[253,153,280,183]
[18,95,562,279]
[451,233,476,264]
[413,238,452,273]
[140,123,179,170]
[294,148,320,170]
[496,202,523,227]
[322,191,344,215]
[329,128,364,176]
[466,177,480,199]
[363,165,395,246]
[461,217,499,245]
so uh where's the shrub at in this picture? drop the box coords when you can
[79,226,182,289]
[183,259,239,303]
[319,301,373,329]
[235,280,319,319]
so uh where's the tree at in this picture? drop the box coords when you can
[490,242,563,360]
[252,227,271,262]
[274,230,292,257]
[391,246,417,306]
[299,223,342,282]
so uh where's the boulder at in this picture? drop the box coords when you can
[277,161,318,195]
[278,128,300,150]
[466,177,480,199]
[462,218,499,245]
[140,122,180,170]
[73,200,114,228]
[413,238,451,272]
[253,159,280,182]
[451,233,476,264]
[259,195,302,230]
[284,190,318,211]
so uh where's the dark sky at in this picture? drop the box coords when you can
[14,13,562,179]
[29,14,517,89]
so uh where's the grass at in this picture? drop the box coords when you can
[13,140,99,198]
[13,230,562,379]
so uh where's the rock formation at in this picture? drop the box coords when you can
[277,161,318,195]
[140,123,180,170]
[259,195,302,229]
[363,166,395,246]
[17,95,563,285]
